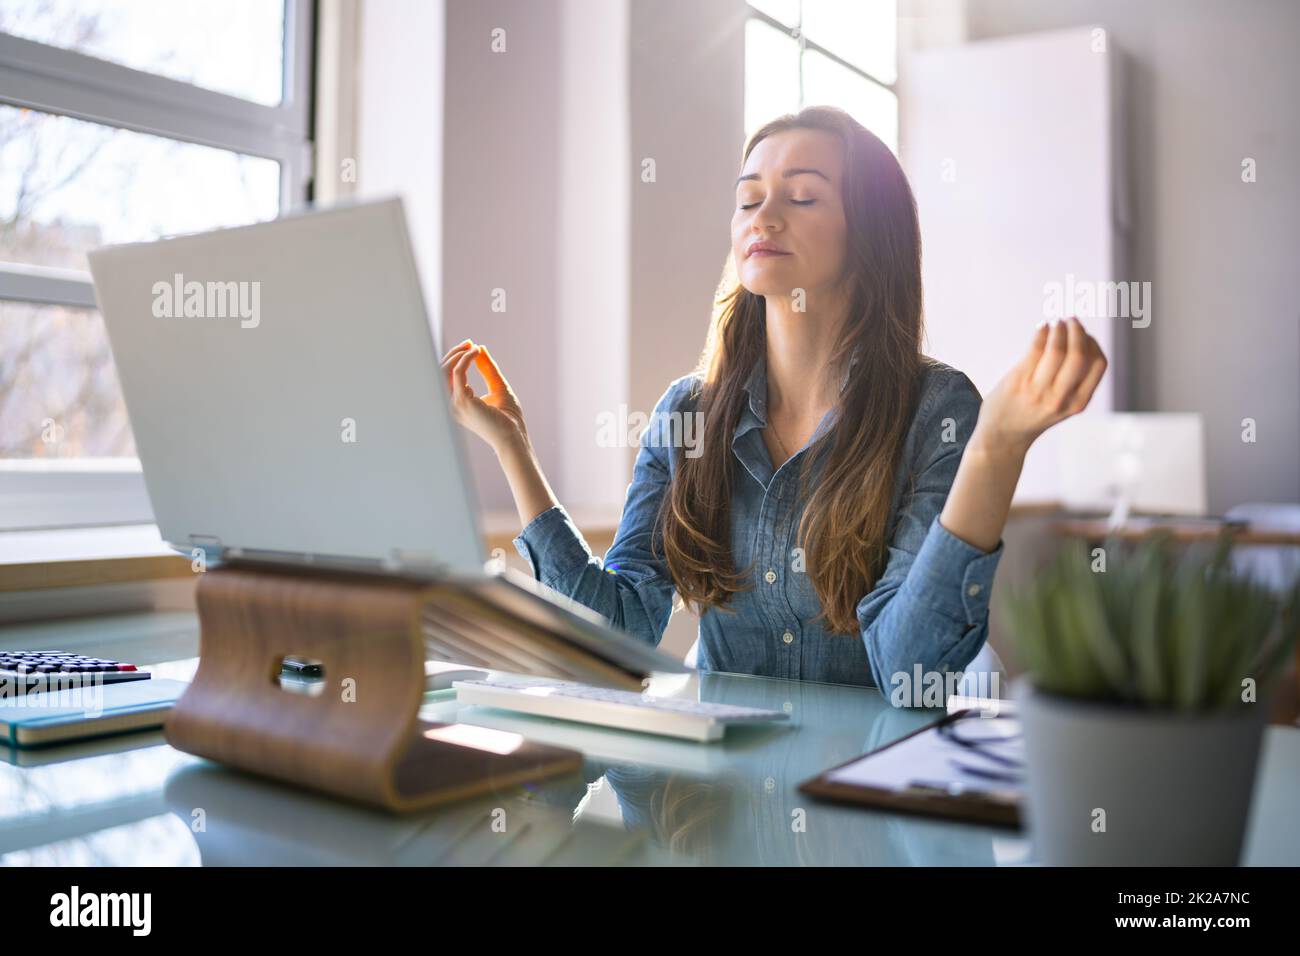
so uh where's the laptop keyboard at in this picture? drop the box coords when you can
[455,677,789,720]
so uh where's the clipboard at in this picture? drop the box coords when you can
[797,709,1023,829]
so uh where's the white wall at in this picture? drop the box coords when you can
[355,0,444,330]
[440,1,564,512]
[965,0,1300,512]
[557,0,631,515]
[902,26,1123,503]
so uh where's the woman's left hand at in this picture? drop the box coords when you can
[975,316,1108,457]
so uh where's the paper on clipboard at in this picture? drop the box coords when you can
[799,709,1024,827]
[825,714,1024,795]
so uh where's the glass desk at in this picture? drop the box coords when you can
[2,611,1297,866]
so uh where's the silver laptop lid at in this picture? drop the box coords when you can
[88,198,485,576]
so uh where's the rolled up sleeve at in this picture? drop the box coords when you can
[513,503,594,590]
[906,514,1003,628]
[510,378,692,647]
[856,369,1006,695]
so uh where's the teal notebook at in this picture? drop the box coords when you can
[0,678,189,748]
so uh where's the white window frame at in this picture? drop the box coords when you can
[745,1,898,131]
[0,2,316,530]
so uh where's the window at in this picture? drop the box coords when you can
[0,1,314,530]
[744,0,898,155]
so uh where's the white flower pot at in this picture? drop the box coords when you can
[1014,676,1268,866]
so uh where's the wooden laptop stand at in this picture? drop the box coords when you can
[165,565,585,812]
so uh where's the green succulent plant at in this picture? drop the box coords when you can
[1003,532,1300,711]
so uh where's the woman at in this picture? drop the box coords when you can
[440,106,1107,690]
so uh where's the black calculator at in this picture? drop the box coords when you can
[0,651,151,692]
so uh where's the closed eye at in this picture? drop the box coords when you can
[737,198,818,210]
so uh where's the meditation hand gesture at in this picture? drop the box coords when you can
[976,316,1109,456]
[940,316,1109,554]
[439,339,528,453]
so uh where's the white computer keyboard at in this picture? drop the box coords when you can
[451,677,790,742]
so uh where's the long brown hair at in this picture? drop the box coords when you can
[655,105,927,635]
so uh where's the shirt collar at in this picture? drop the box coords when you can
[741,346,861,423]
[741,351,769,424]
[737,346,861,448]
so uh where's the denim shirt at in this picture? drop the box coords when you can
[513,353,1005,689]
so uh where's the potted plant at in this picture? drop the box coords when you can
[1003,532,1299,866]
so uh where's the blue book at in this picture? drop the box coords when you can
[0,678,189,748]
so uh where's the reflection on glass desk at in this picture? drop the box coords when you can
[1,611,1297,866]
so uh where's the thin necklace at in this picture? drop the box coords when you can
[768,417,792,462]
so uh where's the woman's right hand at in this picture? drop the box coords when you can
[439,339,528,454]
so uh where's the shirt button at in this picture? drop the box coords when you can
[966,583,982,597]
[764,569,777,584]
[782,631,794,644]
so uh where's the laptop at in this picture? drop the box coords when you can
[87,198,687,685]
